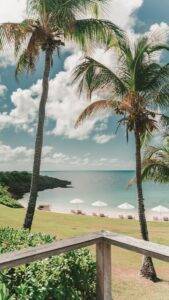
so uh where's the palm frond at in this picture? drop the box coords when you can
[144,63,169,106]
[73,56,127,97]
[75,99,118,127]
[0,20,35,55]
[160,114,169,127]
[142,135,169,183]
[67,19,124,50]
[133,37,169,92]
[147,44,169,54]
[15,50,35,77]
[142,159,169,183]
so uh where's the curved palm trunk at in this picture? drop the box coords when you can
[134,122,158,282]
[23,49,52,230]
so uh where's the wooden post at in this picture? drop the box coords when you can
[96,240,112,300]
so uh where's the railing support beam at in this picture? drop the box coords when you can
[96,240,112,300]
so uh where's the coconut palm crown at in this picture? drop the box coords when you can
[73,33,169,281]
[74,36,169,138]
[0,0,123,76]
[0,0,124,231]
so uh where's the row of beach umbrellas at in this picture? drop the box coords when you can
[70,199,169,214]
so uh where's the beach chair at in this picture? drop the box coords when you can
[99,213,106,218]
[153,216,159,221]
[38,205,50,211]
[76,209,83,215]
[127,215,134,220]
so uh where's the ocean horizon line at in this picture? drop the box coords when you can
[41,169,135,172]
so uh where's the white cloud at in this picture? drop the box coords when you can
[0,0,26,23]
[1,1,168,142]
[0,52,111,139]
[0,142,134,170]
[103,0,143,30]
[93,134,116,144]
[0,144,33,163]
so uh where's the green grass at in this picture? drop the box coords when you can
[0,205,169,299]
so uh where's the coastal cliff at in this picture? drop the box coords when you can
[0,171,71,199]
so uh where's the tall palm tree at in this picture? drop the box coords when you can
[73,34,169,281]
[142,136,169,183]
[0,0,123,230]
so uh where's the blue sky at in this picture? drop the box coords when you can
[0,0,168,171]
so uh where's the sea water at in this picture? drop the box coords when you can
[22,171,169,215]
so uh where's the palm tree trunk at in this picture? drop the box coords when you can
[23,48,52,230]
[134,122,159,282]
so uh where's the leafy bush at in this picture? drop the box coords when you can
[0,283,14,300]
[0,228,96,300]
[0,186,22,209]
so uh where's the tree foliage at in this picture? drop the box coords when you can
[73,34,169,144]
[0,0,124,77]
[0,228,96,299]
[142,136,169,183]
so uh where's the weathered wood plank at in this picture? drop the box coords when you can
[0,231,169,272]
[96,240,112,300]
[104,231,169,262]
[0,232,103,270]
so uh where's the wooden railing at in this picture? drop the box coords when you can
[0,231,169,300]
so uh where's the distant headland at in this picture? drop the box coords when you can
[0,171,71,199]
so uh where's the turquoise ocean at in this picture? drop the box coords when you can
[22,171,169,215]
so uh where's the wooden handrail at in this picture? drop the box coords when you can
[0,231,169,300]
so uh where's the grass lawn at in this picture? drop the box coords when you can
[0,205,169,299]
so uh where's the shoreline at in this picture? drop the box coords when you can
[19,199,169,222]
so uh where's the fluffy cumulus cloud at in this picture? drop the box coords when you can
[0,0,26,23]
[103,0,143,29]
[93,134,116,144]
[1,0,169,143]
[0,84,39,131]
[0,52,112,140]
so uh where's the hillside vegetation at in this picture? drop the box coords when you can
[0,171,71,199]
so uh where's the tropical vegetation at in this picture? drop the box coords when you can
[0,186,22,209]
[0,171,70,199]
[142,135,169,183]
[0,0,123,230]
[0,207,169,299]
[73,34,169,281]
[0,227,96,300]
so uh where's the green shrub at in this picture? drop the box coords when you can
[0,283,14,300]
[0,187,22,209]
[0,228,96,300]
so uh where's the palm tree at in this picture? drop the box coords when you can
[73,34,169,281]
[142,136,169,183]
[0,0,123,230]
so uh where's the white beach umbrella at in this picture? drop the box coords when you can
[118,202,135,217]
[70,199,84,210]
[92,201,107,213]
[92,201,107,207]
[118,203,135,210]
[151,205,169,213]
